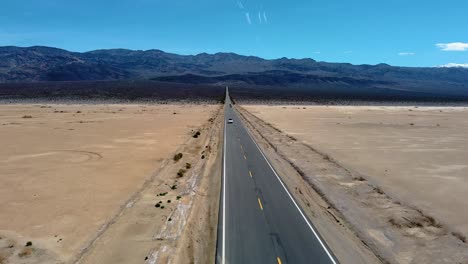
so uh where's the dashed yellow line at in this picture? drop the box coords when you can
[258,197,263,210]
[249,170,253,178]
[277,257,282,264]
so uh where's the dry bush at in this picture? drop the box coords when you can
[452,231,467,243]
[177,169,187,177]
[173,153,183,162]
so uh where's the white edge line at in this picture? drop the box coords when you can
[236,109,338,264]
[221,96,227,264]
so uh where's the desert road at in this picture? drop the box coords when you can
[216,89,338,264]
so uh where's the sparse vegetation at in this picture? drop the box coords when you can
[155,203,161,208]
[167,200,171,203]
[173,153,183,162]
[76,111,81,113]
[177,169,187,177]
[373,187,384,194]
[201,155,205,159]
[161,206,165,209]
[176,195,182,200]
[168,218,172,221]
[193,131,201,138]
[157,192,168,196]
[25,241,32,247]
[185,163,191,169]
[22,115,33,118]
[452,231,467,243]
[353,176,366,181]
[170,185,177,190]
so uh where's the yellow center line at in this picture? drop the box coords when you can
[249,171,253,178]
[258,197,263,210]
[277,257,282,264]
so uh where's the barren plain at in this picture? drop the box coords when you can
[240,105,468,263]
[244,105,468,238]
[0,103,218,263]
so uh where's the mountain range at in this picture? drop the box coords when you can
[1,46,468,100]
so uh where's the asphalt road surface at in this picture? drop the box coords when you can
[216,89,338,264]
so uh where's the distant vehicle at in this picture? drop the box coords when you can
[229,104,232,108]
[227,118,233,124]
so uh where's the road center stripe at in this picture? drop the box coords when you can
[258,197,264,210]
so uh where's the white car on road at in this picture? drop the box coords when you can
[227,118,233,124]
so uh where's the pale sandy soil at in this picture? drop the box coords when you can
[244,105,468,237]
[0,103,217,263]
[79,106,223,264]
[241,105,468,263]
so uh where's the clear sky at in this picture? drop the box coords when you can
[1,0,468,67]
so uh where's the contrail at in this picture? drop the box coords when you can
[245,12,252,24]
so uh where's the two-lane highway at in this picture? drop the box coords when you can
[216,89,338,264]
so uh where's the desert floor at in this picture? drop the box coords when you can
[0,103,217,262]
[243,105,468,238]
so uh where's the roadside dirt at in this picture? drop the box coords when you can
[237,105,468,264]
[77,106,223,264]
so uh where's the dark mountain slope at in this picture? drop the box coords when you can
[1,46,468,101]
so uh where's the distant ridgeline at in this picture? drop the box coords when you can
[1,46,468,102]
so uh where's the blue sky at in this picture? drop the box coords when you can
[1,0,468,67]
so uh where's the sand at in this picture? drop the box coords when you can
[0,103,217,263]
[243,105,468,239]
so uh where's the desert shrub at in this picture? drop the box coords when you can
[167,200,171,203]
[155,203,161,208]
[173,153,183,162]
[201,155,205,159]
[452,231,467,243]
[168,218,172,221]
[161,206,165,209]
[158,192,168,196]
[192,131,201,138]
[353,176,366,181]
[185,163,191,169]
[25,241,32,247]
[176,196,182,200]
[22,115,32,118]
[76,111,81,113]
[177,169,186,177]
[374,187,384,194]
[171,185,177,190]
